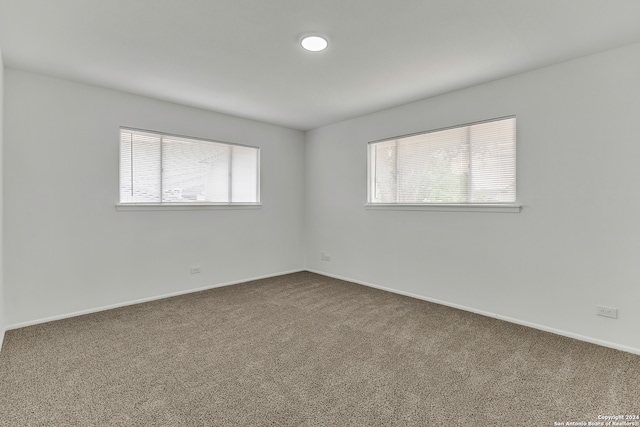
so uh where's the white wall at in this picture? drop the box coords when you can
[4,42,640,354]
[0,50,5,349]
[305,42,640,353]
[4,69,305,327]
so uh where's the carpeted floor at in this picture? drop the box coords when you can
[0,271,638,426]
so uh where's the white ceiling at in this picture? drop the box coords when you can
[1,0,640,131]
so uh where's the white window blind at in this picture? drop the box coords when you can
[368,117,515,204]
[120,128,259,204]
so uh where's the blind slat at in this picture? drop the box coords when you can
[119,129,259,204]
[370,117,515,204]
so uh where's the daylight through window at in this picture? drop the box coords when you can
[368,117,515,205]
[120,128,259,204]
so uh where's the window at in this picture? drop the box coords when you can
[119,128,259,205]
[368,117,516,206]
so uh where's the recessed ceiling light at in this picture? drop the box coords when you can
[301,35,328,52]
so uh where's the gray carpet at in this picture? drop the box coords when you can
[1,272,638,426]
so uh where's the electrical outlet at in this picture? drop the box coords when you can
[320,252,331,261]
[190,266,201,274]
[596,305,618,319]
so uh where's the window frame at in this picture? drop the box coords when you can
[116,127,261,210]
[365,116,520,213]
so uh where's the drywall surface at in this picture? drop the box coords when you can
[4,69,305,326]
[0,51,5,348]
[305,42,640,352]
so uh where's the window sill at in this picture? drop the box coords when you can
[116,203,262,211]
[364,203,521,213]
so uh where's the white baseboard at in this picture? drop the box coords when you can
[306,269,640,356]
[6,268,639,357]
[6,269,305,331]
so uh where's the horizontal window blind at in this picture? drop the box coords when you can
[369,117,515,204]
[120,128,259,204]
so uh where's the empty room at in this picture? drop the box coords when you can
[1,1,639,425]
